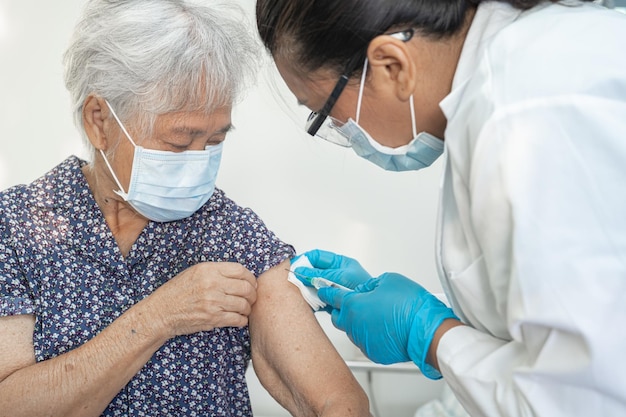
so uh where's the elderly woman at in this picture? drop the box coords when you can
[0,1,370,416]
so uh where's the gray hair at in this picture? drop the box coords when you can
[64,0,259,159]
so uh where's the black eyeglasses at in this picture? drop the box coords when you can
[305,28,415,138]
[306,74,350,137]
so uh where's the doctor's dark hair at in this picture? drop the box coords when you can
[256,0,594,76]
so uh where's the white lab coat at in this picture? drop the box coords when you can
[434,1,626,416]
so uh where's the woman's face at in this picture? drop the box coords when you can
[119,106,232,151]
[275,58,417,149]
[104,105,232,194]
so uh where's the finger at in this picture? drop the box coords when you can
[292,266,321,283]
[293,266,337,281]
[294,267,356,289]
[290,269,315,287]
[322,269,359,289]
[213,311,249,328]
[303,249,346,269]
[219,262,258,288]
[321,304,335,314]
[330,308,346,332]
[317,286,349,310]
[289,253,304,265]
[220,294,254,317]
[354,277,380,292]
[223,278,257,306]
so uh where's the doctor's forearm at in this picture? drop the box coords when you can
[0,298,169,417]
[426,318,464,372]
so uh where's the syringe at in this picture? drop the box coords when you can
[286,269,353,292]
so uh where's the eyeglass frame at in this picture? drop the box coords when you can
[305,28,415,138]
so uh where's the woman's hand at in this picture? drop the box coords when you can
[149,262,258,338]
[0,262,257,417]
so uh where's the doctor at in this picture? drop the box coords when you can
[255,0,626,416]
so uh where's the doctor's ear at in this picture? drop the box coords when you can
[366,34,417,102]
[82,94,112,151]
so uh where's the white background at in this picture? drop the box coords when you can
[0,1,446,415]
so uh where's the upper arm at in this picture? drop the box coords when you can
[249,260,369,416]
[0,315,36,384]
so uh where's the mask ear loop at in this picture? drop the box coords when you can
[355,58,369,124]
[104,100,138,147]
[409,95,417,138]
[98,100,137,197]
[99,149,128,197]
[355,58,418,139]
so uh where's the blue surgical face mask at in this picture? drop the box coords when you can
[99,101,222,222]
[335,59,444,171]
[342,121,444,172]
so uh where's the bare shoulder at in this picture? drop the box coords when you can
[250,258,329,366]
[0,315,36,383]
[255,259,291,289]
[253,259,315,335]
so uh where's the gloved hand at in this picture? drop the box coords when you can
[291,249,373,289]
[318,272,459,380]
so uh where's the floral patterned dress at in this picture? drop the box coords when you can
[0,156,295,416]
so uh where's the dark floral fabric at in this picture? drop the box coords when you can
[0,156,295,416]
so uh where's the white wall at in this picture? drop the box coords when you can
[0,1,445,416]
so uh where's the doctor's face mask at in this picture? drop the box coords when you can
[309,59,444,172]
[99,101,223,222]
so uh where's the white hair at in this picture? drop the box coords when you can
[63,0,259,158]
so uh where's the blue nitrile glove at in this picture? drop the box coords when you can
[318,272,459,380]
[291,249,373,289]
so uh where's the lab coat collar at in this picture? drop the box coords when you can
[439,2,523,119]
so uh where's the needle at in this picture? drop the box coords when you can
[284,268,352,291]
[285,268,312,284]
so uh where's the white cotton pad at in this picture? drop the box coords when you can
[287,256,327,311]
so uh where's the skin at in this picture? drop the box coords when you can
[250,264,371,416]
[0,96,370,416]
[274,9,478,374]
